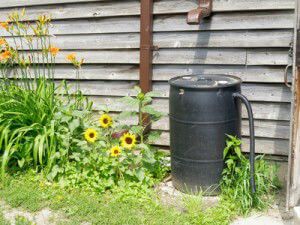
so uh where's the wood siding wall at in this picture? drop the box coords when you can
[0,0,295,156]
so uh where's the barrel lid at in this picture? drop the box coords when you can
[169,74,241,89]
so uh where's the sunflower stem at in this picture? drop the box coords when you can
[138,100,144,143]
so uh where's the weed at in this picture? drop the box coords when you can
[15,216,33,225]
[221,135,279,214]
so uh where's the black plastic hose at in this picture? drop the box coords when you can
[233,93,256,194]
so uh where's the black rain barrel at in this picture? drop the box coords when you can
[169,74,256,194]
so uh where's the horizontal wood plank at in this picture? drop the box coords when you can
[153,31,293,48]
[151,65,292,83]
[152,82,292,102]
[3,30,292,49]
[0,1,139,20]
[155,0,295,13]
[38,65,291,83]
[0,12,293,35]
[152,49,291,65]
[0,0,105,8]
[153,12,293,32]
[150,118,290,139]
[153,132,289,155]
[0,0,293,19]
[90,96,291,121]
[13,49,291,65]
[59,81,292,102]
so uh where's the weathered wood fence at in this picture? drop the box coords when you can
[0,0,295,156]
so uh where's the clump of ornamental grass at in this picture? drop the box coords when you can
[220,135,279,214]
[0,11,86,176]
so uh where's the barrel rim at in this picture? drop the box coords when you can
[168,74,242,90]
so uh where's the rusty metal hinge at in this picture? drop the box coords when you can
[187,0,212,24]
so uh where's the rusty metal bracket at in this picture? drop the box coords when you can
[284,64,292,89]
[187,0,212,24]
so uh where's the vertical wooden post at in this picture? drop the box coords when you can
[140,0,153,93]
[287,0,300,209]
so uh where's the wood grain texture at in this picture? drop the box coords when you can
[151,65,292,83]
[14,49,291,66]
[152,82,292,102]
[153,49,291,65]
[153,12,293,32]
[153,132,289,155]
[3,30,292,49]
[41,65,291,83]
[0,0,294,18]
[149,117,290,139]
[90,96,291,121]
[60,81,291,102]
[0,0,105,8]
[0,12,293,35]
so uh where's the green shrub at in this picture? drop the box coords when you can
[50,86,169,192]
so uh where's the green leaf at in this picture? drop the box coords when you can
[130,125,144,135]
[134,86,142,94]
[142,105,163,118]
[120,96,139,106]
[117,111,136,120]
[17,158,25,168]
[147,131,161,143]
[68,119,80,133]
[145,91,160,98]
[234,146,242,158]
[135,168,145,181]
[125,170,134,176]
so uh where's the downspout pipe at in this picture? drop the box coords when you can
[140,0,154,93]
[139,0,154,129]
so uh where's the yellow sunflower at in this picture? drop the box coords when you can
[99,114,113,128]
[120,133,136,150]
[84,128,98,143]
[110,146,122,157]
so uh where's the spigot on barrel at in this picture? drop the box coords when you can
[186,0,212,25]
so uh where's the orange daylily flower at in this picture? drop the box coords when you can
[0,38,6,46]
[0,50,11,61]
[49,45,60,57]
[66,53,84,68]
[66,53,76,62]
[0,22,9,30]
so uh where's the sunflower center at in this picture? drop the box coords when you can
[125,137,133,145]
[103,118,108,124]
[89,132,95,138]
[114,149,119,154]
